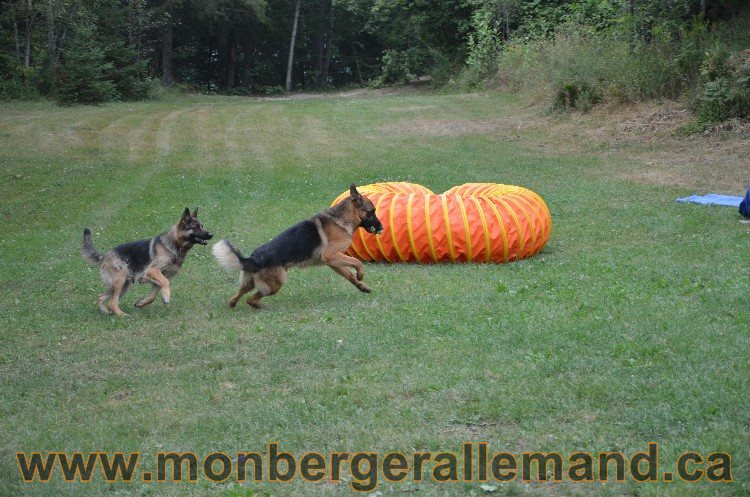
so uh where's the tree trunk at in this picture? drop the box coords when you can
[24,0,36,68]
[225,36,237,89]
[46,0,57,68]
[502,2,509,41]
[239,36,253,87]
[320,0,333,87]
[126,0,134,47]
[56,24,67,65]
[24,21,33,67]
[312,33,323,88]
[352,45,363,87]
[162,17,174,86]
[284,0,301,93]
[628,0,636,52]
[13,18,20,61]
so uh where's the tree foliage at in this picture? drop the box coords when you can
[0,0,747,112]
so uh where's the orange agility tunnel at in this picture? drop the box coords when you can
[331,182,551,263]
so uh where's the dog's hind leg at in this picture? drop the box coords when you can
[246,268,286,308]
[229,272,254,308]
[246,291,265,309]
[134,284,160,308]
[97,291,112,314]
[108,271,129,317]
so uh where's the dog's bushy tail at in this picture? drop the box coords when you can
[81,228,104,266]
[212,240,258,272]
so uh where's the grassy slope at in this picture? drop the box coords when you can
[0,92,748,497]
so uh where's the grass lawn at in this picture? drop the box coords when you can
[0,90,748,497]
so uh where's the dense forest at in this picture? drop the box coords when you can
[0,0,748,122]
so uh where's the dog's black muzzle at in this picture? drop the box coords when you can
[361,218,383,235]
[190,231,213,245]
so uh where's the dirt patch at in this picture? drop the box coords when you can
[506,100,749,193]
[616,104,693,133]
[258,87,401,101]
[703,118,750,138]
[584,102,749,193]
[386,105,437,113]
[381,98,748,193]
[617,138,750,194]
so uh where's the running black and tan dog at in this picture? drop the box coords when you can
[212,185,383,309]
[81,208,213,316]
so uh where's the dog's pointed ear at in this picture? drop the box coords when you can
[350,184,363,206]
[179,207,190,225]
[192,207,199,218]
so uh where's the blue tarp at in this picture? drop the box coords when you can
[675,194,743,207]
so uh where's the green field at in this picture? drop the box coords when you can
[1,91,748,496]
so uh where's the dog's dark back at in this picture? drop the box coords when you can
[250,219,322,268]
[114,239,152,275]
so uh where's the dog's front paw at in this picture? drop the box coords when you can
[357,283,371,293]
[161,294,170,304]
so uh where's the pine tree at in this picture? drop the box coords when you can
[55,23,116,104]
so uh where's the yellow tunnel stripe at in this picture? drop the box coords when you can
[424,195,438,263]
[389,194,406,262]
[372,195,392,262]
[486,200,509,262]
[456,195,473,262]
[441,195,456,262]
[470,196,492,262]
[405,194,421,263]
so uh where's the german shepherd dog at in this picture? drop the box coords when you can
[81,208,213,316]
[212,185,383,309]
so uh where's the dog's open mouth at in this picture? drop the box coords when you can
[190,233,213,245]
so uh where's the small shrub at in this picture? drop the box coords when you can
[446,64,489,91]
[170,82,202,94]
[374,50,414,86]
[551,81,600,112]
[0,65,41,100]
[698,78,732,123]
[261,85,285,95]
[226,86,255,96]
[428,49,463,86]
[697,47,750,123]
[136,78,166,100]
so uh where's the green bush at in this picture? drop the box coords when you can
[697,48,750,123]
[136,77,166,100]
[492,25,690,112]
[261,85,285,95]
[0,64,41,100]
[488,15,749,122]
[698,78,732,122]
[373,47,435,87]
[373,50,414,86]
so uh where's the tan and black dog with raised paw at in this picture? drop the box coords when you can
[212,185,383,309]
[81,208,213,316]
